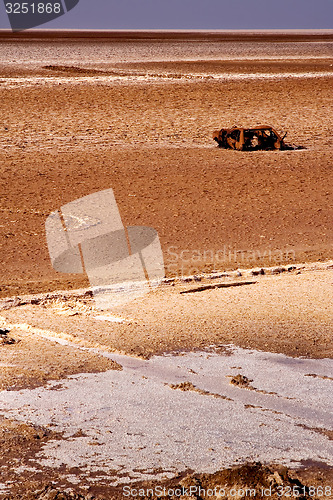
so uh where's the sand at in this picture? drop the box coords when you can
[0,32,333,297]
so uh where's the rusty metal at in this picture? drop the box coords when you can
[212,125,303,151]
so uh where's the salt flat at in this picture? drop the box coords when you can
[0,346,332,488]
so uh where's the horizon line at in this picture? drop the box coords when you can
[1,28,333,33]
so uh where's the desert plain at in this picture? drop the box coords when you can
[0,30,332,499]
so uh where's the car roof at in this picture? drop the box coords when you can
[230,125,274,131]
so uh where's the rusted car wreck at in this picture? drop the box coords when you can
[213,125,303,151]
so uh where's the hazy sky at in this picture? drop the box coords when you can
[0,0,333,30]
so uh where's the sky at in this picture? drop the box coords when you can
[0,0,333,31]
